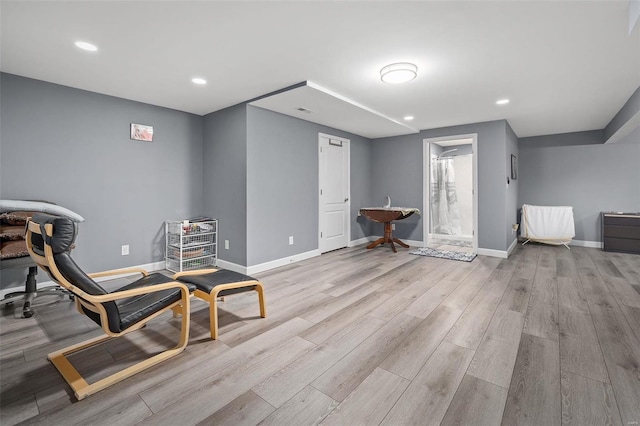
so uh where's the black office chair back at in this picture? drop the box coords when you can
[27,213,121,332]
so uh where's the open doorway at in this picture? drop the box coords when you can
[423,134,478,254]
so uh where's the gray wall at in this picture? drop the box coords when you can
[246,105,372,266]
[505,122,519,249]
[202,104,248,266]
[619,126,640,145]
[370,133,425,243]
[0,73,203,288]
[371,120,509,252]
[0,74,373,282]
[520,130,604,148]
[605,86,640,141]
[518,130,640,242]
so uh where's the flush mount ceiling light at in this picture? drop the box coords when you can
[191,78,207,85]
[75,41,97,51]
[404,115,414,121]
[496,98,510,105]
[380,62,418,84]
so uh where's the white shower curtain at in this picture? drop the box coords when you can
[431,158,462,235]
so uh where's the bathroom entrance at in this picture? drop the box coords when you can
[423,134,478,254]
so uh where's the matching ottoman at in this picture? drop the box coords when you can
[174,269,266,339]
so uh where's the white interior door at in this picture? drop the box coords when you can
[319,134,350,253]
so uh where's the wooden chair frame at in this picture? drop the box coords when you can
[25,220,190,400]
[173,269,266,340]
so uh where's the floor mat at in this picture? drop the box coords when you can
[409,247,477,262]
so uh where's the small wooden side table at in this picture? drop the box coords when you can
[360,208,420,253]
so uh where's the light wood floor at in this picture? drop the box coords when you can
[1,243,640,425]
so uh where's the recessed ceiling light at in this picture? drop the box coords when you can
[192,78,207,85]
[380,63,418,84]
[496,99,510,105]
[75,41,97,52]
[404,115,414,121]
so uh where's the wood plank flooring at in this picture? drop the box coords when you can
[1,243,640,425]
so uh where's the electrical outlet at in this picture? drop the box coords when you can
[121,244,129,256]
[392,224,396,230]
[224,240,229,250]
[512,223,519,233]
[289,236,294,245]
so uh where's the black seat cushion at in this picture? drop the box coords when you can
[113,273,194,332]
[56,259,193,333]
[177,269,258,296]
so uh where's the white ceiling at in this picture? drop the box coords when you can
[1,1,638,139]
[250,82,419,138]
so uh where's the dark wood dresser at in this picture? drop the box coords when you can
[602,212,640,254]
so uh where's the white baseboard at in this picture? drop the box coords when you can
[515,239,602,249]
[246,236,425,275]
[364,236,424,248]
[476,248,509,258]
[507,238,518,257]
[100,261,166,278]
[222,240,375,275]
[403,239,425,248]
[246,249,321,276]
[9,236,597,298]
[0,260,165,299]
[349,236,376,247]
[477,237,600,259]
[215,259,248,275]
[570,240,603,249]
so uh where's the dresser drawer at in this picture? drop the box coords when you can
[602,225,640,239]
[603,215,640,227]
[603,237,640,254]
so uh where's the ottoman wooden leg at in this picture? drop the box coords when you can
[256,283,267,318]
[191,280,266,341]
[209,291,219,340]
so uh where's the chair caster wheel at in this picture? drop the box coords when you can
[69,295,75,301]
[22,301,33,318]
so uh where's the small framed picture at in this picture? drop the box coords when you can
[130,123,153,142]
[511,154,517,180]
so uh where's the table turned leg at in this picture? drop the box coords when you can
[366,238,385,249]
[384,222,397,252]
[393,238,410,248]
[366,221,411,253]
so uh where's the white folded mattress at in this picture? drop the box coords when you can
[522,204,575,244]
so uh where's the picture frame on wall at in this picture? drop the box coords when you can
[511,154,517,180]
[130,123,154,142]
